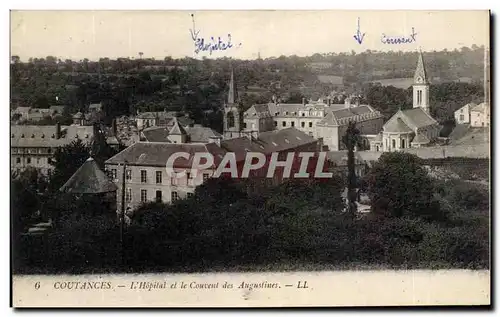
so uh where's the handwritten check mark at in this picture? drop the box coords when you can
[353,17,365,44]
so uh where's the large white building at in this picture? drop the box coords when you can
[221,70,384,151]
[370,51,441,152]
[470,102,490,127]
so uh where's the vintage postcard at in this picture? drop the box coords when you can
[10,10,490,307]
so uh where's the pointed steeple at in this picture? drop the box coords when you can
[168,117,187,135]
[227,68,237,104]
[414,49,428,84]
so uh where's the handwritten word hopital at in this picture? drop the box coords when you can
[189,14,241,55]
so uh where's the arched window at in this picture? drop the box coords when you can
[227,112,235,128]
[401,139,405,149]
[392,139,396,148]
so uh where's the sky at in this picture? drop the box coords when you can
[10,10,490,61]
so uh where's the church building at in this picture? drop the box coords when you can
[370,51,441,152]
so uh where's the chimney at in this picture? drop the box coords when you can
[55,122,61,139]
[112,119,117,136]
[302,97,306,105]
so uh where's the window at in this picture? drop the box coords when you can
[401,139,405,149]
[111,169,117,180]
[301,122,305,128]
[126,188,132,202]
[282,121,286,127]
[459,114,464,121]
[27,157,31,164]
[171,191,179,202]
[48,148,52,154]
[301,113,305,117]
[156,190,162,202]
[309,122,313,128]
[16,157,20,164]
[37,158,41,164]
[141,170,147,183]
[291,122,295,127]
[126,169,131,180]
[140,189,147,202]
[187,193,194,199]
[156,171,162,184]
[461,109,464,113]
[274,121,277,127]
[392,139,396,148]
[186,172,191,179]
[243,122,247,129]
[203,173,210,182]
[227,112,235,128]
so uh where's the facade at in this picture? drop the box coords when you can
[454,103,475,124]
[470,102,490,127]
[370,51,441,152]
[11,124,96,175]
[242,97,384,151]
[105,127,321,210]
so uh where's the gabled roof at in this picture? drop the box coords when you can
[168,117,187,135]
[142,127,170,142]
[185,126,222,143]
[251,128,317,153]
[400,108,438,129]
[59,157,117,194]
[384,118,413,133]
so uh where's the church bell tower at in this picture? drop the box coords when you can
[223,69,242,139]
[413,50,430,113]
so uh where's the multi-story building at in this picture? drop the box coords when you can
[105,127,321,211]
[220,70,383,151]
[10,123,97,176]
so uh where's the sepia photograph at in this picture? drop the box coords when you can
[9,9,491,307]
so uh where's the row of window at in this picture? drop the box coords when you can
[126,188,194,203]
[11,147,53,154]
[14,157,48,165]
[277,121,314,128]
[109,169,210,184]
[385,138,406,149]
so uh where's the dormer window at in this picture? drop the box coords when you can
[41,134,45,138]
[284,139,290,144]
[51,134,55,138]
[31,134,35,138]
[272,142,278,146]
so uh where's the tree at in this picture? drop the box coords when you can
[49,139,91,192]
[342,121,363,215]
[366,152,436,218]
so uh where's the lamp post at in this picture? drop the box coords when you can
[120,160,128,265]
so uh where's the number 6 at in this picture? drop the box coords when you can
[34,282,40,290]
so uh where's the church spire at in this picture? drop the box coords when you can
[414,49,428,84]
[227,68,237,104]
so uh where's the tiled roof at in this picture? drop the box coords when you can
[105,142,227,168]
[142,127,170,142]
[254,128,317,153]
[220,137,264,162]
[185,126,222,143]
[11,125,95,148]
[136,111,178,120]
[400,108,438,129]
[318,105,380,126]
[59,157,117,194]
[384,118,413,133]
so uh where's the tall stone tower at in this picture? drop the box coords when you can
[223,69,242,139]
[413,50,430,113]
